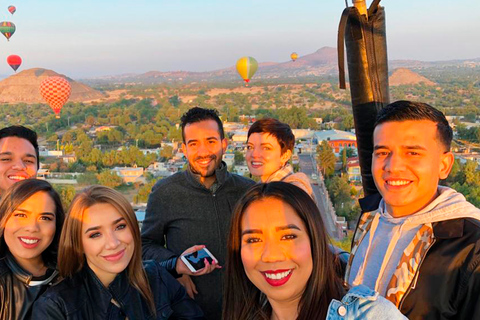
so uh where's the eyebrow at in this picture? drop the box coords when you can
[241,224,301,236]
[84,217,125,234]
[0,152,37,159]
[374,145,427,151]
[186,136,219,144]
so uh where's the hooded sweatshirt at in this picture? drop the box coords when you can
[348,186,480,296]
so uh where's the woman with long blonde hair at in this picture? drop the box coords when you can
[32,185,204,319]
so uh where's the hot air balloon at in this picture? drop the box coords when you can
[8,6,16,15]
[290,52,298,62]
[236,56,258,86]
[0,21,15,41]
[40,77,72,118]
[7,55,21,72]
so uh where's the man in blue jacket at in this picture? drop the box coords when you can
[141,107,254,320]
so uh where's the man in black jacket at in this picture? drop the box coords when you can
[141,107,254,320]
[346,101,480,319]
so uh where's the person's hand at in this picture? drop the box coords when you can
[177,274,197,299]
[175,244,222,276]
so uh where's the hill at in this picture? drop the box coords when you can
[0,68,105,104]
[389,68,435,86]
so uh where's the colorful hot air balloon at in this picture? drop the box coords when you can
[236,56,258,86]
[8,6,16,15]
[7,54,21,72]
[290,52,298,62]
[0,21,15,41]
[40,77,72,118]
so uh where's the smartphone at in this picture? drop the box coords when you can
[180,248,218,273]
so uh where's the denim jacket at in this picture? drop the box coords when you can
[326,285,407,320]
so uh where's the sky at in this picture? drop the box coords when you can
[0,0,479,78]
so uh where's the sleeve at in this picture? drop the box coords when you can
[158,266,205,320]
[141,182,178,262]
[455,252,480,319]
[31,297,67,320]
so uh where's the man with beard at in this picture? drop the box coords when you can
[141,107,254,320]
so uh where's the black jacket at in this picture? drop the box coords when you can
[31,261,205,320]
[0,253,58,320]
[358,194,480,320]
[141,164,254,320]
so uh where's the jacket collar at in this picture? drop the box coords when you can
[185,160,229,190]
[5,253,58,286]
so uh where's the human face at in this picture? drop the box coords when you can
[372,120,454,218]
[4,191,56,271]
[246,133,291,182]
[182,120,227,184]
[0,137,37,194]
[81,203,134,287]
[240,198,313,305]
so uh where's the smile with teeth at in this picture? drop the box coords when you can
[8,175,27,180]
[386,180,411,186]
[251,162,263,166]
[20,238,39,244]
[264,270,292,280]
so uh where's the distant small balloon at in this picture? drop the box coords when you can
[8,6,16,15]
[0,21,15,41]
[236,56,258,86]
[7,54,21,72]
[291,52,298,62]
[40,77,72,118]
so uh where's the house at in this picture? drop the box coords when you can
[328,139,357,155]
[346,157,361,182]
[223,153,235,167]
[112,166,145,184]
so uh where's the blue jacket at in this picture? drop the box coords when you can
[327,285,407,320]
[31,261,205,320]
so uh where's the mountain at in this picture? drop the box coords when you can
[80,47,480,86]
[0,68,105,104]
[389,68,435,86]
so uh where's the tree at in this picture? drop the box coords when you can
[97,170,123,188]
[53,185,76,208]
[317,140,335,178]
[134,178,160,203]
[234,151,245,165]
[160,145,173,160]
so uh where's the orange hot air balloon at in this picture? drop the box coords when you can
[290,52,298,62]
[8,6,16,15]
[40,77,72,118]
[7,54,21,71]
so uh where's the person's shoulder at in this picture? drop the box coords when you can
[40,274,85,302]
[153,171,187,188]
[225,172,254,187]
[337,285,407,319]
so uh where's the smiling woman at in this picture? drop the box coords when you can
[31,185,205,320]
[223,182,407,320]
[0,179,64,320]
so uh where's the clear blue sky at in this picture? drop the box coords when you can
[0,0,478,78]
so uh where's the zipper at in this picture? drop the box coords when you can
[398,238,436,310]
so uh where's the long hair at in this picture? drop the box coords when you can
[223,182,346,320]
[58,185,156,316]
[0,179,64,265]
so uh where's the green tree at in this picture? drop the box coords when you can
[160,145,173,160]
[97,170,123,188]
[53,185,76,208]
[234,151,245,165]
[317,141,335,178]
[134,178,160,203]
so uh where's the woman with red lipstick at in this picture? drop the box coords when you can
[0,179,65,320]
[246,118,315,200]
[32,185,205,320]
[223,182,406,320]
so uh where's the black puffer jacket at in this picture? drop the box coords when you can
[31,261,205,320]
[0,254,58,320]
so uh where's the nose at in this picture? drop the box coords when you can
[261,239,286,263]
[11,158,27,170]
[384,152,406,173]
[104,231,120,250]
[196,142,210,156]
[23,217,40,233]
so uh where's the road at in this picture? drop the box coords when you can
[298,154,338,239]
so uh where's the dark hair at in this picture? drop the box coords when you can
[247,118,295,154]
[374,100,453,151]
[0,126,40,169]
[0,179,64,266]
[180,107,224,142]
[223,182,345,320]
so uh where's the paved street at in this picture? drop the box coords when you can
[298,154,338,239]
